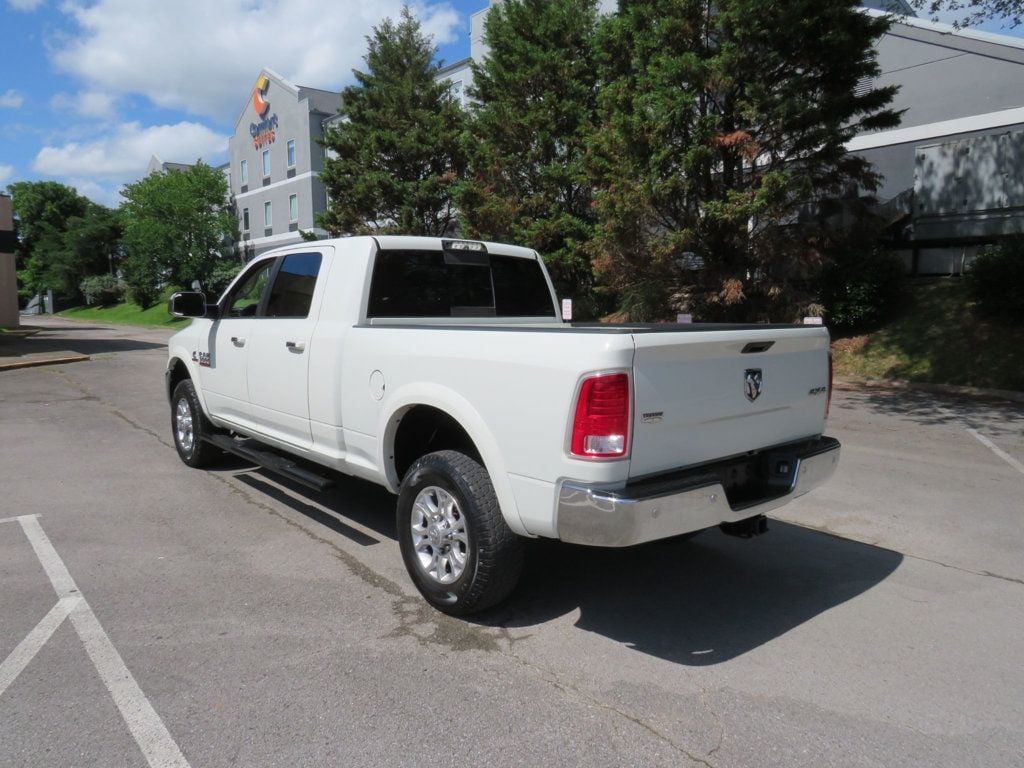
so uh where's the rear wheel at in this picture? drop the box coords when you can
[397,450,523,615]
[171,379,221,468]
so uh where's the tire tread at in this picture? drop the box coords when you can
[399,450,523,615]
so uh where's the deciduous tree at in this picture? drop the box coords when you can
[120,162,237,307]
[8,181,122,300]
[913,0,1022,29]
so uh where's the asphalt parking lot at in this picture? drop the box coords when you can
[2,317,1022,767]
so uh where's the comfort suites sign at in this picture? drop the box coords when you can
[249,74,279,149]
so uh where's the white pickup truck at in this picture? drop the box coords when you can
[166,236,840,614]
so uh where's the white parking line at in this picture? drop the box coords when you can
[2,515,191,768]
[966,428,1024,477]
[0,596,81,698]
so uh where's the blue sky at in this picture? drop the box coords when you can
[0,0,485,206]
[0,0,1021,208]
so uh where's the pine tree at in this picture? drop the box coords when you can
[319,7,465,236]
[589,0,901,321]
[458,0,600,315]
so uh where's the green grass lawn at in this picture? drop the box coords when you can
[832,278,1024,392]
[58,293,192,329]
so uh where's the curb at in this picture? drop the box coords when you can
[0,354,91,372]
[834,376,1024,405]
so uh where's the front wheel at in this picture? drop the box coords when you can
[397,450,523,615]
[171,379,221,468]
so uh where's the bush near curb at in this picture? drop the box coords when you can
[967,238,1024,323]
[820,241,906,332]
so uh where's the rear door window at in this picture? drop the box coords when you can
[265,252,323,318]
[367,249,555,318]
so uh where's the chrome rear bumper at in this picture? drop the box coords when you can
[556,437,840,547]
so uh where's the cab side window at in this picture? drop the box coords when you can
[265,253,323,318]
[226,261,273,317]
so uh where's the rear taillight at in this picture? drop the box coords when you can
[826,351,833,418]
[570,373,630,458]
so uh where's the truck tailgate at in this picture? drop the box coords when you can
[629,327,830,479]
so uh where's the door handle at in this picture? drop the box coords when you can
[285,341,306,352]
[230,336,246,347]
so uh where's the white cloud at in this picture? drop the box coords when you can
[7,0,44,11]
[50,90,117,119]
[0,164,14,187]
[64,177,124,208]
[0,90,25,109]
[32,120,228,180]
[52,0,462,120]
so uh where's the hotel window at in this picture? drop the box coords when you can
[289,194,298,222]
[240,159,248,185]
[449,80,464,107]
[264,201,272,228]
[287,139,296,168]
[262,149,271,177]
[242,207,250,231]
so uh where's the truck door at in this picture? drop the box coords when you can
[245,251,325,448]
[200,257,276,426]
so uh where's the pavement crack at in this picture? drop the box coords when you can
[497,649,716,767]
[49,368,174,449]
[700,686,724,758]
[903,553,1024,586]
[780,517,1024,587]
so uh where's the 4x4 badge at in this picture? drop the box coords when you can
[744,369,763,402]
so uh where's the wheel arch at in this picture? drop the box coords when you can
[380,385,529,537]
[166,352,213,420]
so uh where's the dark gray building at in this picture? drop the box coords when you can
[851,12,1024,273]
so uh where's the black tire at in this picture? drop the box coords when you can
[397,450,524,616]
[171,379,221,468]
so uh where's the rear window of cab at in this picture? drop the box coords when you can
[367,249,557,319]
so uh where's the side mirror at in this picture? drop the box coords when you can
[168,291,209,318]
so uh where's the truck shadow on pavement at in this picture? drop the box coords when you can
[487,522,903,666]
[221,467,903,667]
[233,471,392,547]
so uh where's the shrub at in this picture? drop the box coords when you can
[819,243,906,332]
[967,239,1024,322]
[79,274,125,306]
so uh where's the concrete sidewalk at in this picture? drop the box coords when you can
[0,315,174,372]
[0,323,89,371]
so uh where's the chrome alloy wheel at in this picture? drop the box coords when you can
[410,486,469,585]
[175,397,195,454]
